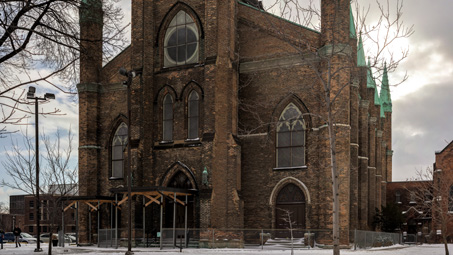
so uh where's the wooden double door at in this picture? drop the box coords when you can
[275,184,306,238]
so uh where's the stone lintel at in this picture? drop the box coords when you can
[376,130,383,137]
[368,166,376,170]
[350,143,359,148]
[358,156,368,160]
[369,117,377,124]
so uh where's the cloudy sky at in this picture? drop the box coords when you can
[1,0,452,204]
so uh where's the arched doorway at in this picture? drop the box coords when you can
[164,171,195,228]
[275,183,306,237]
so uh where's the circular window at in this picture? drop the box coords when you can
[164,11,199,67]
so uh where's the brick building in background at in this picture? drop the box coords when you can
[9,194,76,236]
[77,0,393,245]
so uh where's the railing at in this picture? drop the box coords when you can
[353,230,402,249]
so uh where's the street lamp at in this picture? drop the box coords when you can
[119,67,142,255]
[27,86,55,252]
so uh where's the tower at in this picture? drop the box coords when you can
[77,0,103,244]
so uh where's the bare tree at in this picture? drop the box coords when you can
[0,127,77,254]
[238,1,413,254]
[0,0,129,134]
[412,167,452,255]
[276,207,296,255]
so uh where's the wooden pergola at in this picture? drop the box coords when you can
[110,186,198,249]
[62,196,116,246]
[64,187,197,248]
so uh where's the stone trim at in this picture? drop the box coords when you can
[376,130,383,137]
[318,44,353,57]
[369,117,377,124]
[351,77,360,88]
[237,133,268,138]
[269,177,311,205]
[273,165,308,171]
[368,166,376,170]
[312,123,351,131]
[77,82,102,93]
[376,174,382,177]
[359,100,370,108]
[358,156,369,160]
[240,54,317,73]
[79,145,102,150]
[350,143,359,148]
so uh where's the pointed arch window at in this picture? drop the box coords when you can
[164,10,199,67]
[112,122,128,178]
[276,103,305,168]
[187,90,199,139]
[163,94,174,141]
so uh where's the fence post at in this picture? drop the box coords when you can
[261,229,264,250]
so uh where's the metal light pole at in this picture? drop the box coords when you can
[27,86,55,253]
[119,67,142,255]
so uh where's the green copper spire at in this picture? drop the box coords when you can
[350,5,357,39]
[380,100,386,118]
[357,35,366,67]
[374,85,381,106]
[367,58,376,89]
[380,62,392,112]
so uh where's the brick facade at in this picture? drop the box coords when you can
[77,0,392,245]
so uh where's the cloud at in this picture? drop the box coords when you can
[392,81,453,180]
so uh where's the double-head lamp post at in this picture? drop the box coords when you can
[119,67,141,255]
[27,86,55,253]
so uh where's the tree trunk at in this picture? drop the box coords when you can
[327,106,340,255]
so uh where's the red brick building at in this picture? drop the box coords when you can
[386,181,432,242]
[77,0,393,245]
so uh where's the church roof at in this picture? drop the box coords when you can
[380,62,392,113]
[350,5,357,39]
[367,58,376,89]
[357,35,366,66]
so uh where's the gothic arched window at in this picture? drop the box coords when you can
[163,94,174,141]
[276,103,305,168]
[112,122,128,178]
[187,90,199,139]
[164,10,199,67]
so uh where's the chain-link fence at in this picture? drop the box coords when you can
[353,230,402,249]
[159,228,331,250]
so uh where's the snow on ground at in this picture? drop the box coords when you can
[0,243,451,255]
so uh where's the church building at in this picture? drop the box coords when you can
[77,0,393,246]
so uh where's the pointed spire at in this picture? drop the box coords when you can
[357,34,366,67]
[374,85,381,106]
[380,62,392,112]
[367,57,376,89]
[350,5,357,39]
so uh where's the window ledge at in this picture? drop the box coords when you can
[185,138,200,142]
[109,177,124,181]
[273,166,308,171]
[159,140,174,145]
